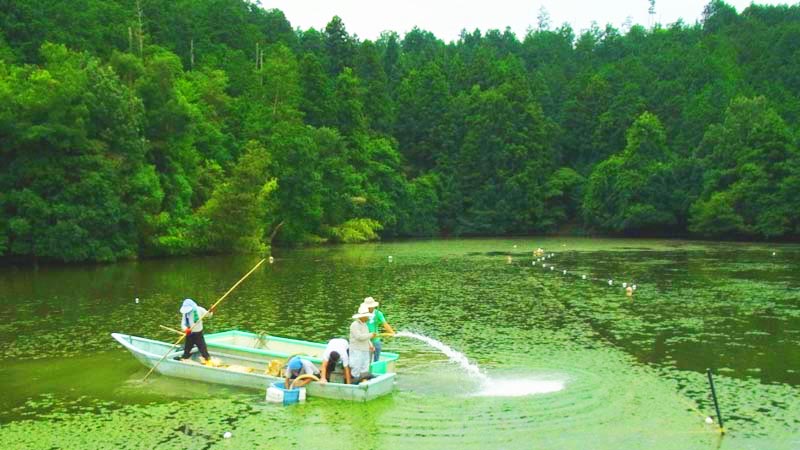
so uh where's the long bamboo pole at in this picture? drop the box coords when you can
[143,258,267,381]
[159,324,183,335]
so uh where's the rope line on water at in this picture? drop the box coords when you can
[528,274,693,430]
[519,249,718,434]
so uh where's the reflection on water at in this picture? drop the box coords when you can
[1,237,799,449]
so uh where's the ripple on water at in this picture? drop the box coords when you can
[473,377,565,397]
[350,344,719,449]
[2,240,800,448]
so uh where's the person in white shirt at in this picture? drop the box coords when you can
[177,298,213,364]
[320,338,351,384]
[349,304,376,383]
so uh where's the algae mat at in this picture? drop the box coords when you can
[1,237,799,449]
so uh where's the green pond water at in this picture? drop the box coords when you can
[1,238,799,449]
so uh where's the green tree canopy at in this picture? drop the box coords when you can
[690,96,799,238]
[583,112,681,233]
[2,1,800,262]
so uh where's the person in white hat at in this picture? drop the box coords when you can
[349,304,376,383]
[362,296,395,362]
[176,298,214,364]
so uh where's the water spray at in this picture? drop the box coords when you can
[394,331,488,382]
[393,331,565,396]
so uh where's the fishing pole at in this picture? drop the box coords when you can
[143,258,267,381]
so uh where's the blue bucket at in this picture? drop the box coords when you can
[271,382,300,405]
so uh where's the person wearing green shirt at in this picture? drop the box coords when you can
[362,296,395,362]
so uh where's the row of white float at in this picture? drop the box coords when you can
[528,252,638,295]
[527,249,779,293]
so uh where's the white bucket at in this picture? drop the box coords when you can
[266,386,284,403]
[266,385,307,404]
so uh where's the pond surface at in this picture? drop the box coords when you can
[1,238,799,449]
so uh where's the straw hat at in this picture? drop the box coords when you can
[352,304,372,319]
[362,296,379,308]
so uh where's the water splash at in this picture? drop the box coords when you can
[474,378,565,397]
[395,331,565,396]
[395,331,488,382]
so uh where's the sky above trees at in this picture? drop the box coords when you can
[257,0,784,41]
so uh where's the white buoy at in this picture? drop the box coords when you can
[772,252,776,256]
[513,245,517,249]
[388,255,393,262]
[135,298,139,304]
[563,270,567,275]
[269,256,274,264]
[550,266,554,271]
[622,282,627,288]
[608,280,613,286]
[223,431,233,439]
[532,261,536,266]
[705,417,713,424]
[582,275,586,280]
[632,284,637,290]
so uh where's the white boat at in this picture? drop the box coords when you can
[204,330,400,375]
[112,333,396,402]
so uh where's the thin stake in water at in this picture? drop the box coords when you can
[707,368,725,434]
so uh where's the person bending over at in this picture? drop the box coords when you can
[284,356,320,389]
[320,338,351,384]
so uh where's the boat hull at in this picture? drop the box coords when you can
[204,330,399,374]
[112,333,395,402]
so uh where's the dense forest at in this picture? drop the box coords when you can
[1,0,799,262]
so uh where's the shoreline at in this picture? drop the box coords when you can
[2,234,797,268]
